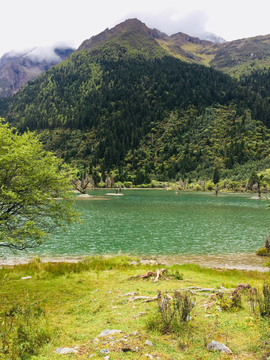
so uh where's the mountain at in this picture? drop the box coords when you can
[2,18,270,184]
[2,20,270,98]
[0,46,74,98]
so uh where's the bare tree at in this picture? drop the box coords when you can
[72,173,91,194]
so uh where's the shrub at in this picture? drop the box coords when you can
[146,291,195,334]
[205,181,215,190]
[194,184,202,191]
[0,299,52,359]
[248,283,270,318]
[168,269,184,280]
[259,282,270,318]
[256,247,269,256]
[123,181,133,188]
[217,291,242,311]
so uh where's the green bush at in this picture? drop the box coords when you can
[123,181,133,188]
[0,300,52,359]
[146,291,195,334]
[205,181,215,190]
[259,282,270,318]
[256,247,269,256]
[217,291,243,311]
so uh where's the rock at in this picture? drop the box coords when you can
[104,357,110,360]
[131,331,138,336]
[21,276,32,280]
[54,347,79,354]
[207,340,232,354]
[135,346,139,351]
[145,340,153,347]
[145,354,153,359]
[100,349,110,354]
[88,355,94,358]
[99,329,122,337]
[93,338,99,342]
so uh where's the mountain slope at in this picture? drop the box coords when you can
[2,18,270,183]
[0,46,74,98]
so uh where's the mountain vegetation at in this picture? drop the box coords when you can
[2,19,270,187]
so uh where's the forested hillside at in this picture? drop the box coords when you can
[2,19,270,185]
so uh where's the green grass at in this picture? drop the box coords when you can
[0,256,269,359]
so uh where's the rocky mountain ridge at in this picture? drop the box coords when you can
[0,46,74,98]
[2,18,270,98]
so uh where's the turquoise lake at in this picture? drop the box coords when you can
[2,190,270,262]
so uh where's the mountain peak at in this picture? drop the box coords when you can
[78,18,151,52]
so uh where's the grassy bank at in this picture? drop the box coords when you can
[0,256,269,359]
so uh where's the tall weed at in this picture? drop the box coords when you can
[146,291,195,335]
[0,297,52,359]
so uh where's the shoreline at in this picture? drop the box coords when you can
[1,253,269,272]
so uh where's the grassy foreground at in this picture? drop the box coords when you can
[0,255,270,360]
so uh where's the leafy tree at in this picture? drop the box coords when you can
[0,120,79,252]
[213,167,220,185]
[248,170,264,198]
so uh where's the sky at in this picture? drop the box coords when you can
[1,0,270,58]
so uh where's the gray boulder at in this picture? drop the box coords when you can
[207,340,232,354]
[145,340,153,347]
[99,329,122,337]
[100,349,110,354]
[54,347,79,354]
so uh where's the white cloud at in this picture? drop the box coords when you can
[1,0,270,57]
[25,46,60,62]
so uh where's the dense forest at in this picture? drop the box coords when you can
[2,22,270,186]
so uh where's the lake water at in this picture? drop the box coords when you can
[1,190,270,265]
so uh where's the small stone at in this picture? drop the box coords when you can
[54,347,79,354]
[88,355,94,358]
[108,337,115,340]
[118,313,123,315]
[145,340,153,347]
[131,331,138,336]
[99,329,122,337]
[100,348,110,354]
[207,340,232,354]
[93,338,99,342]
[186,316,192,321]
[102,341,108,345]
[135,346,139,351]
[21,276,32,280]
[145,354,153,359]
[104,356,110,360]
[217,307,222,312]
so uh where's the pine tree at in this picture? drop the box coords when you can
[213,167,220,185]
